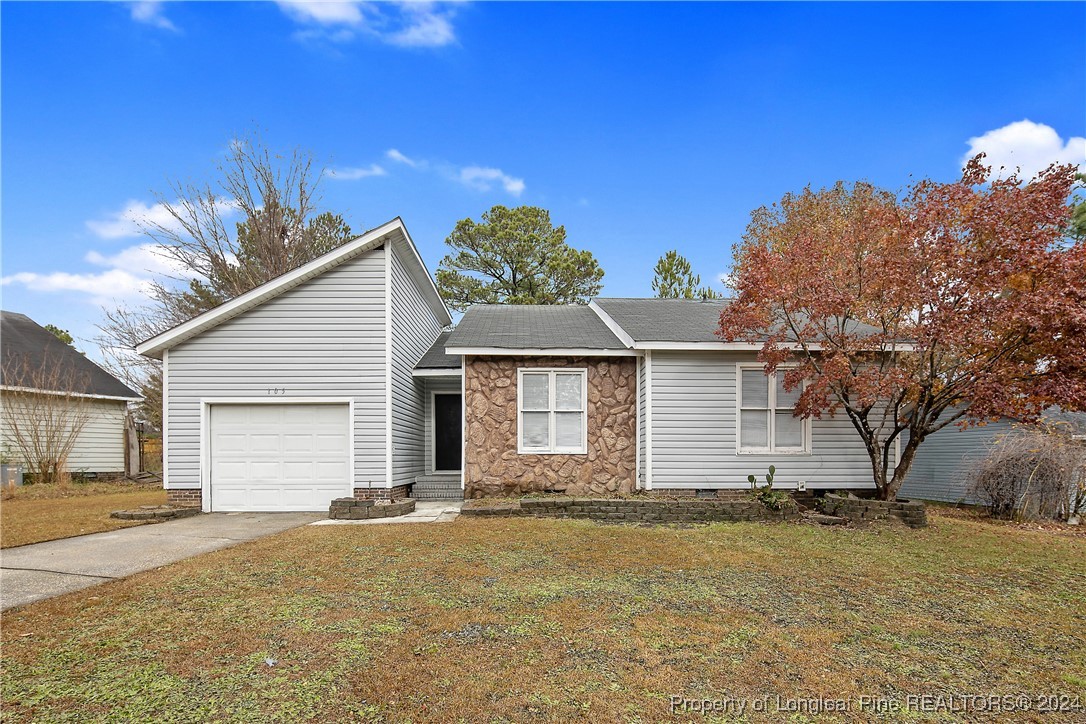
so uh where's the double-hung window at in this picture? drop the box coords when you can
[737,365,808,454]
[518,368,587,454]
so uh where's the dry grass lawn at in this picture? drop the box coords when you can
[1,481,167,548]
[1,511,1084,722]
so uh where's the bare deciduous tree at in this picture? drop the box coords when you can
[1,352,93,486]
[97,135,356,427]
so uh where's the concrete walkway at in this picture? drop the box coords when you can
[311,500,463,526]
[0,512,321,611]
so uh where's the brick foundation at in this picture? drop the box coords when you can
[166,489,202,509]
[353,484,412,501]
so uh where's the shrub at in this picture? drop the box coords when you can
[967,420,1086,522]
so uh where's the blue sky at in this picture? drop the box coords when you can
[2,1,1084,358]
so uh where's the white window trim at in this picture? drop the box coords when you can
[735,364,811,455]
[516,367,588,455]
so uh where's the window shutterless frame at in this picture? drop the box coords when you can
[516,368,589,454]
[736,364,811,455]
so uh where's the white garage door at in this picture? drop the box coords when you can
[209,403,350,512]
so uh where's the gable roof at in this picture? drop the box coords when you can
[1,311,140,400]
[136,218,451,359]
[591,297,731,343]
[414,331,460,370]
[445,305,628,352]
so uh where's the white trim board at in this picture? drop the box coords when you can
[384,244,394,489]
[644,349,652,490]
[162,349,169,488]
[587,300,635,348]
[0,386,141,402]
[411,368,464,378]
[445,347,636,357]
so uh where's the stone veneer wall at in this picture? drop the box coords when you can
[464,356,637,498]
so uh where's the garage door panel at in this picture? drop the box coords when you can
[315,461,349,481]
[249,434,281,453]
[214,461,250,482]
[215,406,252,424]
[215,434,249,454]
[316,434,348,453]
[282,434,316,454]
[210,403,350,512]
[282,461,315,480]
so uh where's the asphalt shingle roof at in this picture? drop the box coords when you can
[414,331,460,369]
[445,305,626,350]
[593,297,731,343]
[1,311,140,398]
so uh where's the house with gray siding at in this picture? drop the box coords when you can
[140,218,913,511]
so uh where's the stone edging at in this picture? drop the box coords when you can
[820,493,928,528]
[111,506,200,521]
[462,497,800,524]
[329,498,416,520]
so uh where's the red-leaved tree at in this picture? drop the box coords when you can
[719,157,1085,500]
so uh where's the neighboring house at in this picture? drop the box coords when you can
[139,217,908,512]
[900,409,1086,504]
[1,311,141,475]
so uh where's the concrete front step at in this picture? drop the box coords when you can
[413,475,463,501]
[414,492,465,501]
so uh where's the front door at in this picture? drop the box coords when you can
[433,393,462,472]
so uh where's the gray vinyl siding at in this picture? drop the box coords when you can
[389,244,444,488]
[1,397,127,473]
[899,419,1013,503]
[637,354,647,487]
[422,377,462,475]
[648,350,884,489]
[165,248,388,489]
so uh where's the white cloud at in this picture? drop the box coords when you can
[277,1,365,25]
[963,120,1085,180]
[86,198,236,240]
[128,1,179,32]
[386,3,455,47]
[1,269,153,307]
[384,148,525,196]
[1,243,195,308]
[85,243,185,277]
[86,200,178,239]
[277,1,459,48]
[386,148,421,168]
[458,166,525,196]
[327,163,387,180]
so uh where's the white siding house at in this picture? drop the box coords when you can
[138,220,451,512]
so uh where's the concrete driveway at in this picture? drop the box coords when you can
[0,512,321,611]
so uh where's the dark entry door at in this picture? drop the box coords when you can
[434,393,463,472]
